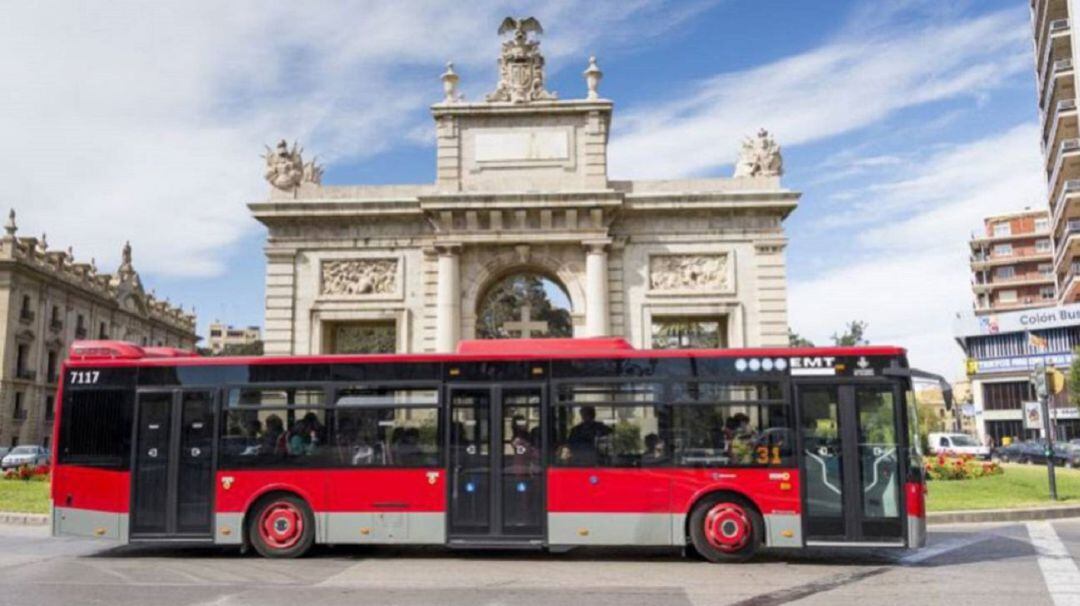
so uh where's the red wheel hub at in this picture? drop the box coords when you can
[703,502,751,552]
[258,501,304,550]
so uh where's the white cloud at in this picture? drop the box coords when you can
[789,124,1045,377]
[1,1,700,279]
[608,8,1030,178]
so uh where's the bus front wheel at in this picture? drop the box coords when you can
[248,494,315,558]
[689,494,762,563]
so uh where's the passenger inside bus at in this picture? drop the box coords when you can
[566,406,613,465]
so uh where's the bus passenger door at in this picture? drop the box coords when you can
[796,382,903,546]
[447,385,545,545]
[131,390,216,539]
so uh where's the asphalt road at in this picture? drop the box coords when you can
[0,521,1076,606]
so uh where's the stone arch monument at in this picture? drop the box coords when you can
[250,18,799,354]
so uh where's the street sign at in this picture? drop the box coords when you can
[1023,401,1044,431]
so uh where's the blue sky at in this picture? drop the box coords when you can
[2,1,1044,375]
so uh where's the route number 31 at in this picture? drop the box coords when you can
[69,371,100,385]
[755,445,783,465]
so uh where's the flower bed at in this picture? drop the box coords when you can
[1,464,50,482]
[925,453,1002,481]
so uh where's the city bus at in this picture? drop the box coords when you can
[50,338,945,561]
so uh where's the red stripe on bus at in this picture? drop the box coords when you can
[51,466,130,513]
[214,469,447,513]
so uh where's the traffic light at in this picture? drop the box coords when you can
[1049,368,1067,395]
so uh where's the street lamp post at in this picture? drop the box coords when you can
[1032,362,1058,501]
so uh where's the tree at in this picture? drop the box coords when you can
[831,320,869,346]
[1069,347,1080,409]
[788,329,814,347]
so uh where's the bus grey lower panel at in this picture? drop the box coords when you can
[53,506,128,542]
[214,513,244,545]
[323,512,444,544]
[907,515,926,548]
[764,513,801,547]
[548,513,672,545]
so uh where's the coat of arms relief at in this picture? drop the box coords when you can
[486,17,556,104]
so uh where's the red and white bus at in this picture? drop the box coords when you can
[50,338,944,561]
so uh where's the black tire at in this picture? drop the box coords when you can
[999,454,1010,463]
[688,494,763,563]
[248,494,315,558]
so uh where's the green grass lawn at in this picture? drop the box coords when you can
[0,479,50,514]
[927,463,1080,512]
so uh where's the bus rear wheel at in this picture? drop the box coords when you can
[249,494,315,558]
[689,495,762,563]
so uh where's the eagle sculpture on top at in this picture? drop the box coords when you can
[497,16,543,38]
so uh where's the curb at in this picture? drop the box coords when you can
[0,512,49,526]
[929,504,1080,525]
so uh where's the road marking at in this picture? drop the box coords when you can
[898,532,990,565]
[1028,521,1080,606]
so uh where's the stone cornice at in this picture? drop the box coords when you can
[430,99,613,118]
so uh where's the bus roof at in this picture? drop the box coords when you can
[67,338,907,368]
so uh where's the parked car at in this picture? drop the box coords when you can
[928,433,990,459]
[992,440,1041,463]
[0,445,49,470]
[1053,442,1080,468]
[0,447,8,461]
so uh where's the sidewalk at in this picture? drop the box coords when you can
[929,504,1080,524]
[0,512,49,526]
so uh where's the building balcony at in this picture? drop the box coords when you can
[970,250,1053,269]
[14,369,36,382]
[1051,179,1080,233]
[969,229,1052,246]
[1041,59,1074,112]
[976,296,1054,313]
[1048,139,1080,203]
[1035,0,1068,53]
[49,319,62,332]
[1044,98,1078,152]
[18,309,34,324]
[74,326,87,340]
[971,274,1054,292]
[1037,18,1072,80]
[12,409,26,421]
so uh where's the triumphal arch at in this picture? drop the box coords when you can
[250,18,799,355]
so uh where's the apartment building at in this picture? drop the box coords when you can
[206,323,261,354]
[970,208,1055,314]
[1032,0,1080,302]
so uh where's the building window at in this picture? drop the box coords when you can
[46,350,57,383]
[995,266,1015,279]
[475,273,573,339]
[1042,286,1056,300]
[325,321,396,354]
[1036,239,1052,253]
[1036,217,1050,232]
[49,306,62,331]
[1039,263,1053,276]
[993,243,1013,257]
[983,381,1033,411]
[998,290,1018,303]
[44,395,54,422]
[651,317,728,349]
[98,322,108,339]
[15,344,32,380]
[13,392,25,420]
[75,314,86,339]
[993,223,1011,237]
[19,295,33,322]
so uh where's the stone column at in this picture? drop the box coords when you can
[435,244,461,352]
[584,240,610,337]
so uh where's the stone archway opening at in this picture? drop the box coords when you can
[475,272,573,339]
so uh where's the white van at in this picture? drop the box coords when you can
[928,433,990,459]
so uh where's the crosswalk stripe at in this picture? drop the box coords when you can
[1028,521,1080,606]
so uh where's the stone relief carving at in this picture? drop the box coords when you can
[263,140,323,190]
[733,128,783,178]
[321,259,398,296]
[486,17,556,103]
[649,254,728,291]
